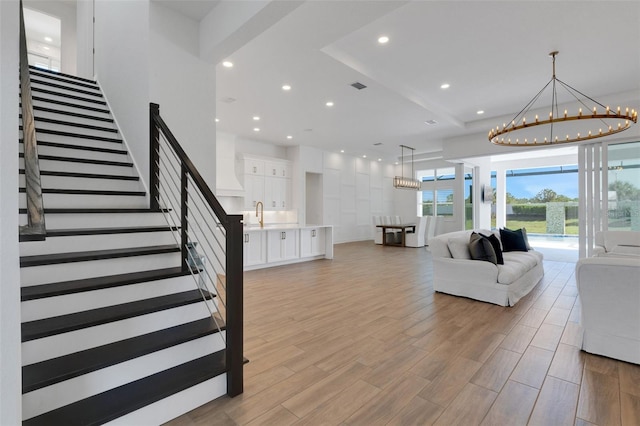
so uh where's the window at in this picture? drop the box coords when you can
[419,167,455,217]
[464,168,474,229]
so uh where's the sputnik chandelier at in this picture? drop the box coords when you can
[489,51,637,146]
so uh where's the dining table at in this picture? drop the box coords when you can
[376,223,416,247]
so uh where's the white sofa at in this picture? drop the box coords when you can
[429,230,544,306]
[576,256,640,364]
[593,230,640,257]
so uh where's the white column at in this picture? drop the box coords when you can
[495,167,506,229]
[0,1,22,423]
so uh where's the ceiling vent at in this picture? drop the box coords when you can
[350,82,367,90]
[373,142,383,146]
[424,119,438,125]
[219,97,236,103]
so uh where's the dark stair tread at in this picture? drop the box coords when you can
[32,96,111,114]
[20,244,180,268]
[19,188,146,196]
[29,66,97,85]
[28,70,99,90]
[21,170,139,181]
[20,208,168,214]
[33,128,122,143]
[21,289,213,342]
[45,225,177,237]
[32,116,117,133]
[30,79,103,98]
[22,317,224,393]
[32,105,114,122]
[31,87,107,105]
[21,140,127,155]
[22,350,227,426]
[20,153,133,167]
[21,266,189,301]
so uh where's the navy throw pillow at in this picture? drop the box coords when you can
[500,228,528,252]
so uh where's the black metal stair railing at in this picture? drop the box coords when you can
[19,0,46,241]
[149,103,244,397]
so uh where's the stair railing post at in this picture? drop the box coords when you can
[149,103,160,211]
[180,163,189,272]
[225,216,244,397]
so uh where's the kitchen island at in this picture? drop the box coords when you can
[242,224,333,270]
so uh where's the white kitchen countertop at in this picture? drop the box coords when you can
[243,224,330,231]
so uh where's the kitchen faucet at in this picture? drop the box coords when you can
[256,201,264,228]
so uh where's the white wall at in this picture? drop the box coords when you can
[94,0,150,191]
[150,3,217,189]
[24,0,77,74]
[76,0,93,79]
[322,152,396,243]
[0,1,22,422]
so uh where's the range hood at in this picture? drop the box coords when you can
[216,136,245,197]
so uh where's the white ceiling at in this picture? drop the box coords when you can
[173,1,640,161]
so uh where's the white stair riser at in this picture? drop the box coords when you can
[21,274,199,321]
[106,373,227,426]
[35,120,118,135]
[31,81,102,99]
[34,110,115,128]
[21,143,129,164]
[31,91,106,110]
[22,158,136,177]
[22,332,226,420]
[33,99,111,120]
[20,174,143,193]
[22,302,212,365]
[19,193,148,209]
[20,230,179,257]
[28,213,170,229]
[20,252,181,286]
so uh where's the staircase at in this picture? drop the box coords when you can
[19,67,232,425]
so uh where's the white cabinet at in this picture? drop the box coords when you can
[267,229,299,262]
[301,228,326,257]
[264,176,290,210]
[264,160,291,178]
[243,231,266,267]
[243,175,264,209]
[242,156,291,211]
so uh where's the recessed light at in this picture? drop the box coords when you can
[326,101,334,107]
[215,118,219,122]
[282,84,291,91]
[395,162,399,165]
[362,155,367,158]
[253,128,260,132]
[440,83,450,89]
[222,61,233,68]
[378,36,389,44]
[477,110,485,115]
[425,120,438,125]
[378,158,382,162]
[43,46,50,51]
[44,36,52,42]
[286,135,293,139]
[253,116,260,121]
[340,150,344,153]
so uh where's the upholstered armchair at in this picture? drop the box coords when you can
[576,255,640,364]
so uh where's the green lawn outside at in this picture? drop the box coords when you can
[489,218,579,235]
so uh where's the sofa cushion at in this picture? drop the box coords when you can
[448,236,471,259]
[500,228,528,252]
[469,232,497,264]
[610,244,640,256]
[497,261,530,284]
[503,251,539,270]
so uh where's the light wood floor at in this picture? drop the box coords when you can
[166,241,640,426]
